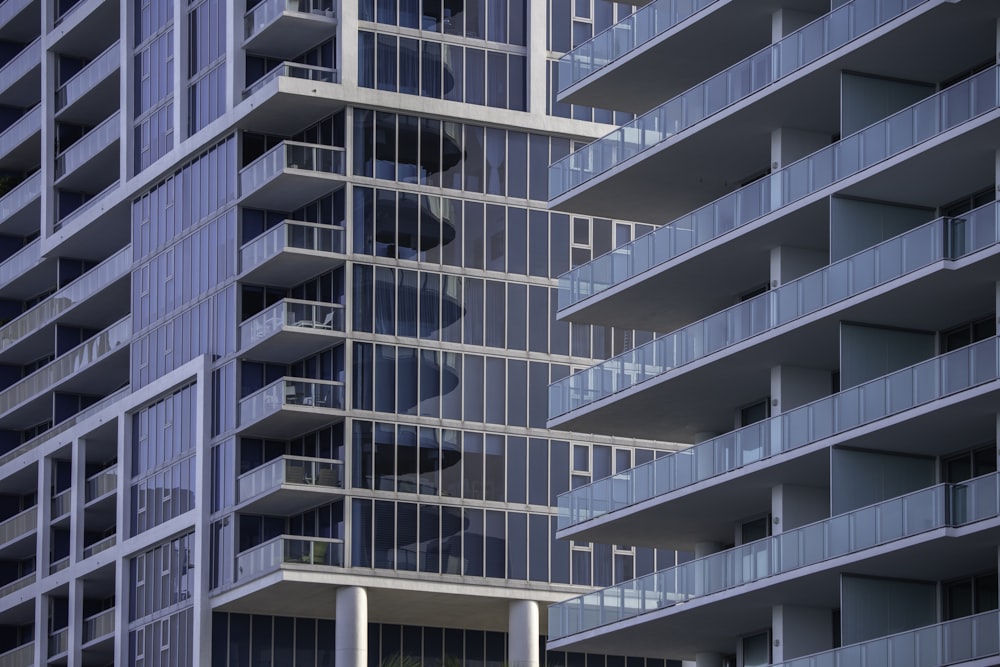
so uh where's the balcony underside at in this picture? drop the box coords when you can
[57,70,120,125]
[552,240,1000,441]
[241,326,346,364]
[239,171,346,210]
[238,484,345,515]
[239,80,347,136]
[561,381,1000,549]
[55,138,118,191]
[50,0,118,57]
[0,130,40,171]
[560,0,822,112]
[0,189,39,238]
[550,0,992,223]
[238,406,345,439]
[244,13,337,60]
[561,110,1000,332]
[548,522,1000,657]
[0,0,39,42]
[0,255,54,301]
[241,249,345,288]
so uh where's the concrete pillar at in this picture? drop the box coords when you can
[508,600,540,667]
[770,365,831,414]
[771,484,828,535]
[335,586,368,667]
[772,605,833,662]
[68,578,84,667]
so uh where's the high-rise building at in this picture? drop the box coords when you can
[544,0,1000,666]
[0,0,688,665]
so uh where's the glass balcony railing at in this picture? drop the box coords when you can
[550,0,933,199]
[558,337,1000,529]
[558,64,1000,309]
[82,607,115,644]
[555,62,999,311]
[238,455,344,503]
[48,628,67,656]
[0,245,130,353]
[49,555,69,573]
[240,221,345,274]
[55,41,120,111]
[240,299,344,347]
[0,642,33,667]
[85,464,117,502]
[558,0,722,92]
[0,171,39,225]
[239,377,345,425]
[245,0,334,39]
[0,572,33,598]
[0,104,39,158]
[0,0,34,30]
[82,533,115,559]
[54,111,120,179]
[236,535,344,582]
[0,317,130,416]
[0,38,40,94]
[778,610,1000,667]
[0,505,35,546]
[551,203,1000,419]
[240,141,344,194]
[0,238,38,287]
[50,488,70,518]
[550,474,1000,640]
[244,62,338,97]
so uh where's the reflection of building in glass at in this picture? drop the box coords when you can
[0,0,685,664]
[545,1,1000,666]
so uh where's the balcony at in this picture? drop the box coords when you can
[85,464,116,503]
[0,172,40,236]
[50,487,70,521]
[244,0,336,59]
[82,606,114,645]
[0,245,130,359]
[0,105,40,169]
[551,474,999,641]
[238,377,345,438]
[0,642,33,667]
[0,0,39,41]
[82,533,115,559]
[776,611,999,667]
[240,221,345,287]
[240,299,345,363]
[236,535,344,584]
[237,455,345,513]
[239,141,345,210]
[0,506,35,553]
[556,337,1000,545]
[55,41,121,124]
[54,111,120,189]
[48,627,67,657]
[55,179,120,231]
[556,66,1000,324]
[0,39,40,106]
[551,202,1000,424]
[240,62,342,135]
[0,317,130,428]
[0,572,33,599]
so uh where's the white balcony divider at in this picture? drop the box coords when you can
[551,202,1000,419]
[551,473,1000,639]
[240,221,345,273]
[55,41,120,111]
[0,245,130,353]
[556,65,1000,311]
[559,337,1000,529]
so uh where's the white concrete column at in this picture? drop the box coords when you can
[769,128,829,210]
[771,484,828,535]
[68,578,84,667]
[508,600,540,667]
[772,605,833,663]
[770,365,831,414]
[335,586,368,667]
[527,0,548,116]
[338,0,359,87]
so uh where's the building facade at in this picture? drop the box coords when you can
[545,0,1000,665]
[0,0,686,665]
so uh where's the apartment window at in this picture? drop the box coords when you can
[942,445,996,483]
[941,316,995,353]
[944,572,999,620]
[739,399,770,427]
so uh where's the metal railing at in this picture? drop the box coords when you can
[0,642,33,667]
[239,377,345,425]
[551,202,1000,419]
[48,555,69,573]
[240,221,345,274]
[82,607,115,643]
[239,140,345,194]
[0,171,40,225]
[559,337,1000,529]
[0,239,39,288]
[0,245,130,353]
[550,0,933,198]
[775,610,1000,667]
[0,572,33,598]
[55,41,120,111]
[236,535,344,582]
[85,463,117,502]
[48,628,67,656]
[244,61,338,97]
[0,0,34,31]
[0,105,39,159]
[0,505,35,546]
[550,474,1000,639]
[54,111,120,179]
[82,533,115,558]
[240,299,344,347]
[238,455,344,502]
[50,488,70,518]
[55,179,120,228]
[0,38,40,95]
[245,0,334,39]
[555,63,999,311]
